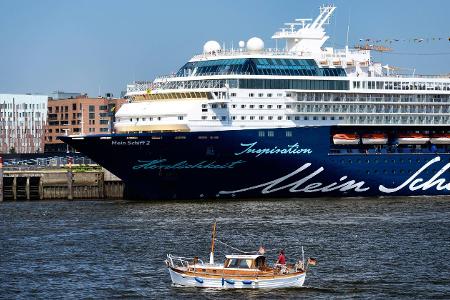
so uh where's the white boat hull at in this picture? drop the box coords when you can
[333,138,359,145]
[362,138,388,145]
[430,138,450,144]
[397,138,430,145]
[168,268,306,289]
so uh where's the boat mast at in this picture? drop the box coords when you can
[209,221,217,264]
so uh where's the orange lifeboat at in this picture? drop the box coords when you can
[333,134,360,145]
[397,133,430,145]
[362,133,388,145]
[430,133,450,144]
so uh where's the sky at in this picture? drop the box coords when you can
[0,0,449,97]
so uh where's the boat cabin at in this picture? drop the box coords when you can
[223,254,266,270]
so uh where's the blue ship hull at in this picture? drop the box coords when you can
[60,127,450,200]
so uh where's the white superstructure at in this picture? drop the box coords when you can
[116,5,450,134]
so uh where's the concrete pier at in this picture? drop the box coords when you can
[0,167,124,201]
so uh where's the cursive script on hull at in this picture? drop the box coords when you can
[219,163,370,195]
[133,159,246,170]
[219,156,450,196]
[379,156,450,193]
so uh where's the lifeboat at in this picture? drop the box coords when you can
[397,133,430,145]
[362,133,388,145]
[333,134,360,145]
[430,133,450,144]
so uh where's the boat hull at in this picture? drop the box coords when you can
[168,268,305,288]
[60,126,450,200]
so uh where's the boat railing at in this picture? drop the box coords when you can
[166,254,204,268]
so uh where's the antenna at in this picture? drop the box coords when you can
[294,18,313,29]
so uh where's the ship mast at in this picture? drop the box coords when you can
[209,221,217,264]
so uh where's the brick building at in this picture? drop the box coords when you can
[45,95,126,152]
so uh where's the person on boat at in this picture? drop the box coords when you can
[277,250,286,265]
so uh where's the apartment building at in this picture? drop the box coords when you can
[45,95,126,152]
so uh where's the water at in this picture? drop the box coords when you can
[1,197,449,299]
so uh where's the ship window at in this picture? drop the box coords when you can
[212,116,217,120]
[259,105,264,109]
[258,130,265,137]
[286,131,292,137]
[249,93,254,97]
[287,116,291,120]
[277,116,282,120]
[231,93,237,97]
[295,116,300,120]
[250,105,255,109]
[304,116,309,120]
[268,105,273,109]
[267,93,272,97]
[221,116,227,121]
[231,116,236,120]
[277,105,282,109]
[258,93,264,97]
[268,116,273,120]
[250,116,255,120]
[241,105,245,108]
[232,105,236,108]
[268,131,274,137]
[259,116,264,120]
[241,116,245,120]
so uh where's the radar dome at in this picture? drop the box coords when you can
[238,40,245,48]
[203,40,221,53]
[247,37,264,52]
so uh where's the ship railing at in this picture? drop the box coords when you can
[166,254,205,268]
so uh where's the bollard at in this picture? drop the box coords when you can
[0,156,3,202]
[67,156,73,200]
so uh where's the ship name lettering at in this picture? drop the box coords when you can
[219,163,369,195]
[132,159,246,170]
[235,142,312,157]
[379,157,450,193]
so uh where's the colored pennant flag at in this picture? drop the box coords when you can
[307,257,317,266]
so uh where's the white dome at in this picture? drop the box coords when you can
[238,40,245,48]
[247,37,264,52]
[203,40,221,53]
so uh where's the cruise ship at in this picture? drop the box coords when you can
[61,5,450,200]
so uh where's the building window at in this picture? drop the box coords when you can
[89,113,95,119]
[72,103,77,110]
[100,128,109,132]
[100,120,109,124]
[89,105,95,112]
[99,105,108,110]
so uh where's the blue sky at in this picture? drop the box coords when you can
[0,0,448,97]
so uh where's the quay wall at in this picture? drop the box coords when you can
[0,168,124,201]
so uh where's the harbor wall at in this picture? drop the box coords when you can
[0,167,124,201]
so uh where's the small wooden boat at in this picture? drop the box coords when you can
[165,222,313,289]
[362,133,388,145]
[333,133,360,145]
[430,133,450,144]
[397,133,430,145]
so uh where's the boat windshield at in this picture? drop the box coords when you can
[225,258,253,269]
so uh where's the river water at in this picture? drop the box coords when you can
[1,197,449,299]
